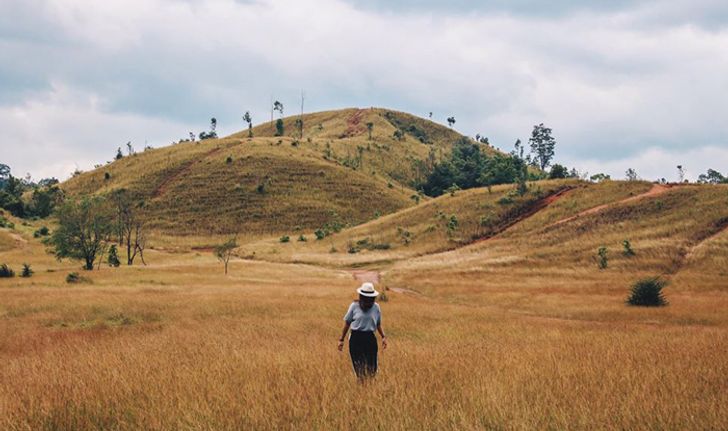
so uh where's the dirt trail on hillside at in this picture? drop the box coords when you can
[471,186,574,244]
[350,269,423,296]
[339,109,367,138]
[547,184,675,228]
[152,146,228,198]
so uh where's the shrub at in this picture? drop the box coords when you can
[104,172,111,180]
[279,235,290,243]
[108,245,121,267]
[597,246,608,269]
[298,235,307,242]
[445,184,460,197]
[275,118,285,136]
[498,196,513,205]
[21,263,33,278]
[622,240,635,256]
[627,277,668,306]
[0,264,15,278]
[34,226,50,238]
[397,227,412,245]
[314,229,326,240]
[226,156,233,164]
[66,272,83,283]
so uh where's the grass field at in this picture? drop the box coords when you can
[1,180,727,430]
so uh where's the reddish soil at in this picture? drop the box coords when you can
[339,109,367,138]
[547,184,675,228]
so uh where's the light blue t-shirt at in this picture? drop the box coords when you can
[344,301,381,331]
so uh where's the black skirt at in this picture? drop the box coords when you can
[349,330,378,378]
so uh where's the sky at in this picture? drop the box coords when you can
[2,0,728,182]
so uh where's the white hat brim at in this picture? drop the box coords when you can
[357,287,379,297]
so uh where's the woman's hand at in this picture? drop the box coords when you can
[337,340,344,351]
[382,336,388,350]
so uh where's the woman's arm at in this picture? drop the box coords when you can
[377,323,387,349]
[337,322,350,351]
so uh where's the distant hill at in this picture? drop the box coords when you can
[62,108,489,235]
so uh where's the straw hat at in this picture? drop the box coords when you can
[356,282,379,297]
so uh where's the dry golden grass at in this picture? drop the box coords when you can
[61,108,493,236]
[1,182,727,429]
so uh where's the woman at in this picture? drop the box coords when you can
[338,282,388,381]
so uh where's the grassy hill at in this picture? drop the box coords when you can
[61,108,490,236]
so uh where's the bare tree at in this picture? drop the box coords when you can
[111,189,147,265]
[214,237,238,274]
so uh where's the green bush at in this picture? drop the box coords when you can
[108,245,121,267]
[279,235,290,243]
[597,246,608,269]
[298,235,307,242]
[627,277,668,306]
[21,263,33,278]
[622,240,635,256]
[226,156,233,164]
[66,272,81,283]
[34,226,50,238]
[0,264,15,278]
[314,229,326,240]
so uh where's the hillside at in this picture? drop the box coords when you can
[61,108,487,236]
[247,180,728,293]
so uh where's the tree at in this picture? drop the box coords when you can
[625,168,639,181]
[697,169,727,184]
[677,165,686,183]
[243,111,253,137]
[528,123,556,171]
[126,141,135,156]
[214,237,238,274]
[0,175,25,217]
[273,101,284,118]
[447,117,456,128]
[115,147,124,160]
[111,189,147,266]
[275,119,285,136]
[366,122,374,140]
[590,173,611,182]
[549,164,569,179]
[48,197,114,270]
[199,118,218,140]
[0,163,10,188]
[26,184,64,218]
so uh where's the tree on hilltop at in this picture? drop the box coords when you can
[243,111,253,137]
[528,123,556,171]
[447,117,456,128]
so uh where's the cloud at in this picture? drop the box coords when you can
[1,0,727,180]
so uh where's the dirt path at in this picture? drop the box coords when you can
[472,186,574,244]
[152,146,229,198]
[547,184,674,228]
[350,269,424,296]
[339,109,366,138]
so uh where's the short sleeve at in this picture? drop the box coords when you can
[343,303,355,323]
[376,305,381,326]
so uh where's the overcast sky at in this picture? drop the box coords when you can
[2,0,727,182]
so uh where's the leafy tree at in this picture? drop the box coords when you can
[625,168,639,181]
[622,240,635,256]
[590,173,611,182]
[243,111,253,137]
[528,123,556,170]
[214,237,237,274]
[446,117,456,128]
[275,118,285,136]
[48,197,114,270]
[697,169,727,184]
[366,122,374,140]
[0,175,25,217]
[115,147,124,160]
[26,185,64,218]
[273,101,284,117]
[126,141,135,156]
[549,164,569,179]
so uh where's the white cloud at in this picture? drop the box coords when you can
[1,0,727,180]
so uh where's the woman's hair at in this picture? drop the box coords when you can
[359,294,375,310]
